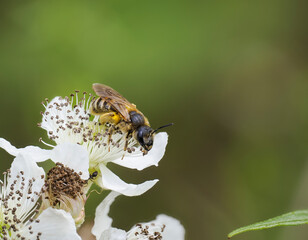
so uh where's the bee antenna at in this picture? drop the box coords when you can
[152,123,174,135]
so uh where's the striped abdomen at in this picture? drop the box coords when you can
[91,97,115,114]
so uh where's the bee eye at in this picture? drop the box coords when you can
[137,132,145,146]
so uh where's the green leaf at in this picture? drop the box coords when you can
[228,210,308,238]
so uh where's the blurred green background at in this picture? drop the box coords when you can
[0,0,307,239]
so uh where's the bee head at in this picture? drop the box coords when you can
[136,123,174,151]
[136,126,154,151]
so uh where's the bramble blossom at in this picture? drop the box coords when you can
[0,154,81,240]
[39,93,168,196]
[0,139,90,226]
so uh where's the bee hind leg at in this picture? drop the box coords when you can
[99,112,121,125]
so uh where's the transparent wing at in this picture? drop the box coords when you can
[92,83,136,121]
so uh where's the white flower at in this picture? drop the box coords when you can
[0,138,90,226]
[0,154,81,240]
[92,192,185,240]
[38,93,168,196]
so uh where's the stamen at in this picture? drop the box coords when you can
[127,222,165,240]
[39,138,55,148]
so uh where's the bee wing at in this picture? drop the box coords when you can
[92,83,135,121]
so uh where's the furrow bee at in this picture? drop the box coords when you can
[90,83,172,153]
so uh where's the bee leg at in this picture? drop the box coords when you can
[107,125,115,152]
[124,131,132,151]
[121,131,132,160]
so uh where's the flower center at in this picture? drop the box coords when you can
[41,163,88,227]
[42,162,87,206]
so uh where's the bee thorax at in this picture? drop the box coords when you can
[129,111,145,127]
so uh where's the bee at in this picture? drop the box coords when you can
[90,83,172,153]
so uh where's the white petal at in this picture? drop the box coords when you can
[51,143,89,179]
[26,208,81,240]
[156,214,185,240]
[0,138,51,162]
[112,132,168,170]
[0,138,90,179]
[98,164,159,196]
[99,228,127,240]
[92,191,121,239]
[0,137,18,155]
[7,154,45,218]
